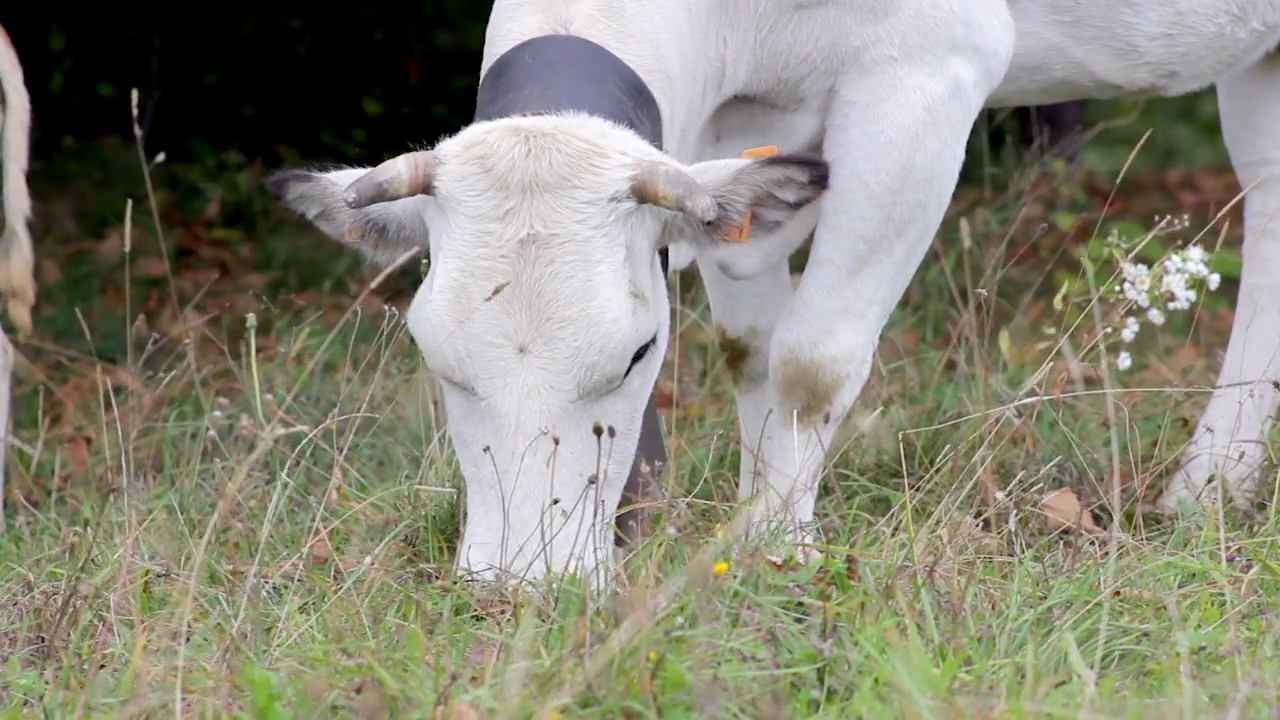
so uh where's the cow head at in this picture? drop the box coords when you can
[268,113,828,590]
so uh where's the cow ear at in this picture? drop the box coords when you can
[683,153,829,240]
[266,167,432,268]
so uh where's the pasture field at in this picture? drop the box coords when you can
[2,92,1278,719]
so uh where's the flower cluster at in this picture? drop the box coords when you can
[1110,241,1222,371]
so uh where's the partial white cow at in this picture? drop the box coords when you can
[271,0,1280,590]
[0,23,36,531]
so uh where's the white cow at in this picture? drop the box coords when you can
[271,0,1280,589]
[0,24,36,530]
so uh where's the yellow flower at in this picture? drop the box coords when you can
[647,650,660,662]
[712,560,730,576]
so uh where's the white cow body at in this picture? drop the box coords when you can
[271,0,1280,589]
[0,23,35,531]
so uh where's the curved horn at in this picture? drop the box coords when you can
[630,162,717,223]
[343,150,438,209]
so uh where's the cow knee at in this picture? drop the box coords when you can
[769,340,872,429]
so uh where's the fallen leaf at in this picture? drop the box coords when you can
[433,701,484,720]
[95,229,125,267]
[38,258,63,284]
[653,378,674,411]
[131,256,170,279]
[351,677,390,720]
[464,639,501,682]
[307,533,333,564]
[63,434,93,474]
[977,464,1001,511]
[1039,487,1103,535]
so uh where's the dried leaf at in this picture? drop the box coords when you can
[95,229,125,267]
[240,271,275,290]
[351,677,390,720]
[464,639,501,682]
[653,378,674,411]
[433,701,484,720]
[63,434,93,473]
[977,463,1001,510]
[1039,487,1103,535]
[307,533,333,564]
[131,256,170,279]
[39,258,64,284]
[131,313,152,342]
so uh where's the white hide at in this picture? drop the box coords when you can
[0,23,34,532]
[0,24,33,336]
[273,113,827,588]
[275,0,1280,586]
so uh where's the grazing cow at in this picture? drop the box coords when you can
[0,24,35,530]
[270,0,1280,589]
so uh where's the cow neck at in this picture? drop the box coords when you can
[474,34,670,274]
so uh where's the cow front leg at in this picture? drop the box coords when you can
[1158,55,1280,513]
[743,46,1015,553]
[700,259,799,505]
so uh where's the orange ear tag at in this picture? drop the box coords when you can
[722,145,780,242]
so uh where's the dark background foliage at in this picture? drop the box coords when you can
[8,2,492,166]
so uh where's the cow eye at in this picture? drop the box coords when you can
[623,335,658,380]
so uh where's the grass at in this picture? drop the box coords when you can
[2,89,1279,718]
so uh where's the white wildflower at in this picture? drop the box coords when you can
[1120,316,1140,343]
[1116,351,1132,371]
[1102,234,1221,348]
[1121,261,1150,283]
[1161,271,1196,309]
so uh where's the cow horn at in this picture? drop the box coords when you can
[630,162,717,223]
[344,150,438,208]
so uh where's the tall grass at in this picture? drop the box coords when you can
[1,90,1277,719]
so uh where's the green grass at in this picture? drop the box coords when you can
[3,90,1279,718]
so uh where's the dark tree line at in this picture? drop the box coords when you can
[7,5,1085,169]
[9,2,490,165]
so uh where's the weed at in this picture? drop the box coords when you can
[2,90,1277,718]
